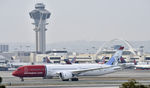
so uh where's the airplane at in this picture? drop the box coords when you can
[135,64,150,70]
[118,56,135,69]
[134,61,150,70]
[7,62,31,68]
[12,46,124,81]
[64,57,77,64]
[95,56,135,69]
[95,56,106,64]
[43,57,52,63]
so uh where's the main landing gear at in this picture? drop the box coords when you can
[71,78,79,81]
[62,79,69,81]
[62,78,79,81]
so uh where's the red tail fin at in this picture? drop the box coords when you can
[134,59,137,65]
[119,47,124,50]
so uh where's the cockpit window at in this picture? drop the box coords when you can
[17,69,21,71]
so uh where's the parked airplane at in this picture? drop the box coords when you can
[43,57,52,63]
[95,56,106,64]
[64,57,77,64]
[118,56,135,69]
[7,62,31,68]
[135,62,150,70]
[12,46,124,81]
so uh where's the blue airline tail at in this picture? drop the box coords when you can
[105,46,124,65]
[71,57,76,63]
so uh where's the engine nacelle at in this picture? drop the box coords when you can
[59,71,73,80]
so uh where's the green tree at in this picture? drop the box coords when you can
[120,79,149,88]
[0,77,5,88]
[0,77,2,83]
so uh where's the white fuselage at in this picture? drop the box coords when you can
[45,64,121,77]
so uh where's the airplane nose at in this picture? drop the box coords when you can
[12,71,17,76]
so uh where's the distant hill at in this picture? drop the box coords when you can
[47,40,104,53]
[4,40,150,53]
[47,40,150,53]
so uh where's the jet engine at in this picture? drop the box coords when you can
[59,71,73,81]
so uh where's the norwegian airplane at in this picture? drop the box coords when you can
[12,47,124,81]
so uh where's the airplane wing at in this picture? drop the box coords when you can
[71,66,118,75]
[55,65,113,76]
[56,65,121,76]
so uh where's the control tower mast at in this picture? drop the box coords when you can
[29,3,51,54]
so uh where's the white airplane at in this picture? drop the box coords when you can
[12,47,124,81]
[135,62,150,70]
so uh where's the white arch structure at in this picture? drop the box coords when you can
[94,39,137,59]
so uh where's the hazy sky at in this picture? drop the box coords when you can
[0,0,150,43]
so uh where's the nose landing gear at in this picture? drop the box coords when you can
[20,77,24,82]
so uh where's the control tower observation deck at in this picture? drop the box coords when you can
[29,3,51,54]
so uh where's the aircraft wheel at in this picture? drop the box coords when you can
[21,77,24,82]
[43,76,53,79]
[71,78,79,81]
[62,79,69,81]
[43,77,46,79]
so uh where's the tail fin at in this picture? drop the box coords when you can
[46,57,52,63]
[43,57,52,63]
[105,46,124,65]
[95,56,105,64]
[43,57,47,62]
[64,57,77,64]
[133,59,137,65]
[71,57,76,63]
[64,59,72,64]
[95,59,101,63]
[101,56,106,64]
[120,56,126,63]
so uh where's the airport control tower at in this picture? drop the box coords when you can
[29,3,51,54]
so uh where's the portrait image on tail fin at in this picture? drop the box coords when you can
[106,46,124,65]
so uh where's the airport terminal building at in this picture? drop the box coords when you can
[10,39,150,64]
